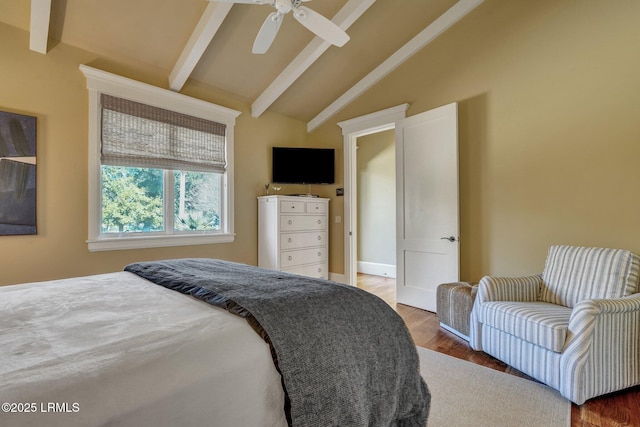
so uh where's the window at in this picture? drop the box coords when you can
[80,65,241,251]
[100,167,222,234]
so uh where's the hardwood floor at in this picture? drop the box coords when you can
[356,273,640,427]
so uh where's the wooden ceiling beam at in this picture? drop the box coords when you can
[169,2,233,92]
[30,0,52,54]
[307,0,484,132]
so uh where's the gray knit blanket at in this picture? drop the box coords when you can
[125,258,429,427]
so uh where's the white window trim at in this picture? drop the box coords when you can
[80,65,241,252]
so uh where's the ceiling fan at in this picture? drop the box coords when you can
[213,0,350,54]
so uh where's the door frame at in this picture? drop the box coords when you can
[337,104,409,286]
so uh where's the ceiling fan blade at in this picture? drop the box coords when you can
[292,6,349,47]
[253,12,283,54]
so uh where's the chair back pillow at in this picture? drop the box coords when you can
[540,245,640,307]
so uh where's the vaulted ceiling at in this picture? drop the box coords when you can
[1,0,483,131]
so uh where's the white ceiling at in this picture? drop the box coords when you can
[3,0,483,130]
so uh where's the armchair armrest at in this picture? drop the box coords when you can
[561,293,640,404]
[565,292,640,347]
[475,274,542,304]
[469,274,542,351]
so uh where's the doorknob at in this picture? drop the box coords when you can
[440,236,456,242]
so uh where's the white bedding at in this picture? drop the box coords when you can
[0,272,287,427]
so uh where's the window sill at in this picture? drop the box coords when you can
[87,233,235,252]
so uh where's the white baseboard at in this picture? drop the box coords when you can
[357,261,396,278]
[329,272,347,284]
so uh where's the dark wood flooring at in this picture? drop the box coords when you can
[356,273,640,427]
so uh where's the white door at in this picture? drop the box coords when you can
[396,103,459,312]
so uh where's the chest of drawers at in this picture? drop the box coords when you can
[258,195,329,279]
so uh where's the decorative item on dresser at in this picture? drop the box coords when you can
[258,195,329,279]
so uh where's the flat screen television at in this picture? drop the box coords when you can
[272,147,335,184]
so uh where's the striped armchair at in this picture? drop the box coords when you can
[469,245,640,404]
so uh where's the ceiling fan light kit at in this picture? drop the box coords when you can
[214,0,350,54]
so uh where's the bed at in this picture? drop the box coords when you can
[0,258,429,427]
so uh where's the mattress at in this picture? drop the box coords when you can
[0,272,287,427]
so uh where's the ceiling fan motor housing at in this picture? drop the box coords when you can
[275,0,293,14]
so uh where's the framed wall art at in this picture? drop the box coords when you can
[0,110,37,235]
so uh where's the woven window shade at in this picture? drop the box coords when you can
[101,94,227,172]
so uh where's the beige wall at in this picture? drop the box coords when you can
[356,130,396,267]
[0,23,307,286]
[4,0,640,286]
[309,0,640,281]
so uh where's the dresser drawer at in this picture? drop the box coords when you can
[281,215,326,231]
[281,231,326,250]
[306,202,327,214]
[281,247,326,268]
[283,263,328,279]
[280,200,305,213]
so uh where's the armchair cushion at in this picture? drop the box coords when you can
[540,245,640,307]
[480,301,571,352]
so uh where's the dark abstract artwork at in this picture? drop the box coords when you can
[0,111,36,235]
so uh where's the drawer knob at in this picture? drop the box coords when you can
[317,252,321,257]
[288,220,293,225]
[288,238,293,243]
[315,206,319,210]
[288,256,293,261]
[317,220,321,224]
[317,268,322,273]
[317,236,321,241]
